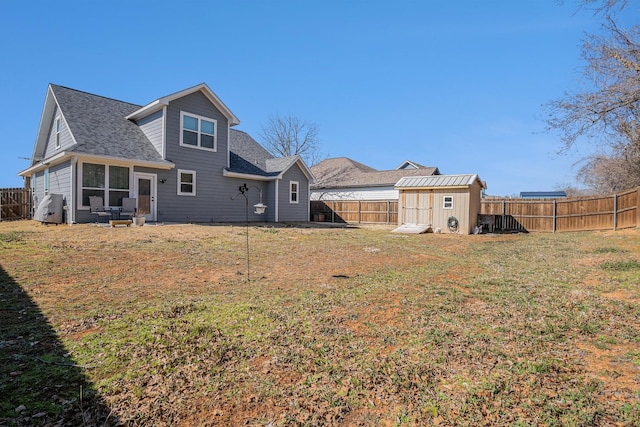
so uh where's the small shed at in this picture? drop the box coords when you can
[394,174,486,234]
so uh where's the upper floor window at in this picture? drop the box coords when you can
[180,112,216,151]
[178,169,196,196]
[55,117,61,149]
[290,181,299,204]
[443,195,453,209]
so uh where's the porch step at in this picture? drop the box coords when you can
[392,224,432,234]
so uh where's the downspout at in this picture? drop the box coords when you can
[275,178,280,222]
[70,156,77,224]
[307,179,311,222]
[162,106,168,158]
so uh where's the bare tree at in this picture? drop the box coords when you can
[576,143,640,192]
[259,114,323,166]
[545,2,640,190]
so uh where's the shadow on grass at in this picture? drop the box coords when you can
[0,266,118,426]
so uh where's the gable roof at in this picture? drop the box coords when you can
[395,174,485,189]
[311,157,439,189]
[126,83,240,126]
[21,84,310,182]
[50,84,170,164]
[397,160,428,170]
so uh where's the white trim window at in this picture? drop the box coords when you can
[289,181,299,204]
[178,169,196,196]
[443,195,454,209]
[55,117,61,149]
[180,111,217,151]
[80,163,130,207]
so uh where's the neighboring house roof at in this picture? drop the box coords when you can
[397,160,428,170]
[395,174,485,189]
[311,157,439,190]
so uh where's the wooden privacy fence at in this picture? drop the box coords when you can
[0,188,32,221]
[480,187,639,232]
[311,200,398,224]
[312,187,639,233]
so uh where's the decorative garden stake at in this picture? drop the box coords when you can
[232,183,267,281]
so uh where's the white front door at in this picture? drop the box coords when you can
[133,173,157,221]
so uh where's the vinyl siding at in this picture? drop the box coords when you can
[49,161,72,223]
[136,110,164,156]
[44,106,73,158]
[159,91,234,222]
[32,171,46,212]
[278,165,309,222]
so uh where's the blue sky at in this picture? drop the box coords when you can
[0,1,629,195]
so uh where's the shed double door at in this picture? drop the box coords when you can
[402,191,432,225]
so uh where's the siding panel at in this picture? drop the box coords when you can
[44,106,74,158]
[161,91,237,222]
[278,165,310,222]
[136,110,164,156]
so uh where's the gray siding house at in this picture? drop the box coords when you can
[19,83,313,224]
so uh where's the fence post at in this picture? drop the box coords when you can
[553,199,557,233]
[358,201,361,224]
[387,200,390,224]
[637,187,640,229]
[613,193,618,231]
[501,200,506,231]
[331,201,335,223]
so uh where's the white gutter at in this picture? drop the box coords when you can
[222,169,278,181]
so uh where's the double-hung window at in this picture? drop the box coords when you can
[180,112,216,151]
[178,169,196,196]
[290,181,299,204]
[81,163,130,207]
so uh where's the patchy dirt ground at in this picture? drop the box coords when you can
[1,221,639,426]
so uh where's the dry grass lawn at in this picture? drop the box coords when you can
[1,220,639,426]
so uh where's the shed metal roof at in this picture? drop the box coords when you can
[395,174,484,189]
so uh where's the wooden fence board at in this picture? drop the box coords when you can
[314,188,638,233]
[481,187,639,233]
[0,188,32,221]
[310,200,398,224]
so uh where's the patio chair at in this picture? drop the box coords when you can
[89,196,112,224]
[120,197,137,220]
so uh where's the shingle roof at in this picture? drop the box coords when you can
[51,84,170,165]
[395,174,483,189]
[311,157,439,189]
[49,85,296,177]
[228,129,297,176]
